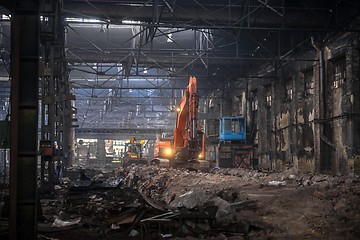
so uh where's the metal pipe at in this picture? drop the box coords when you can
[311,37,325,118]
[311,36,326,173]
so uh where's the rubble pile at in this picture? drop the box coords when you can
[35,165,360,240]
[122,165,249,203]
[121,165,360,239]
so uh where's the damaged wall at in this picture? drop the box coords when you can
[320,33,360,175]
[223,30,360,175]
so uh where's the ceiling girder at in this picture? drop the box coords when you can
[62,0,358,31]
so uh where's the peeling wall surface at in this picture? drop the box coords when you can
[221,31,360,175]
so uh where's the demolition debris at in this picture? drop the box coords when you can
[4,165,358,239]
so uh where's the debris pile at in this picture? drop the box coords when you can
[35,165,360,239]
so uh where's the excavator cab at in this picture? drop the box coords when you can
[152,138,174,166]
[122,137,148,167]
[154,139,173,159]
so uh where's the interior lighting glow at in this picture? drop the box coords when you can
[164,148,173,156]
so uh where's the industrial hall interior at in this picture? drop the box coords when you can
[0,0,360,239]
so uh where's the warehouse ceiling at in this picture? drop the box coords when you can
[0,0,360,137]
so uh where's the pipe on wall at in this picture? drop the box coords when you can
[311,36,326,173]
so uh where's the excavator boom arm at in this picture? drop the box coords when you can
[173,76,200,160]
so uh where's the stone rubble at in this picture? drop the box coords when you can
[32,165,360,239]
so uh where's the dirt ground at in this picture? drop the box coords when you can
[36,165,360,240]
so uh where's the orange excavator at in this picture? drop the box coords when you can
[153,76,205,167]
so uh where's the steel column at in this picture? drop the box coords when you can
[40,0,57,185]
[9,0,40,239]
[40,0,73,178]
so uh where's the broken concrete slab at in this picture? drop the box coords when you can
[209,197,235,223]
[52,217,81,228]
[169,188,207,209]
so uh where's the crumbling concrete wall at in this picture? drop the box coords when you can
[257,86,270,168]
[350,37,360,175]
[320,34,360,175]
[297,68,315,173]
[273,72,295,171]
[225,31,359,175]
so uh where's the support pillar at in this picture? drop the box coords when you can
[9,0,40,238]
